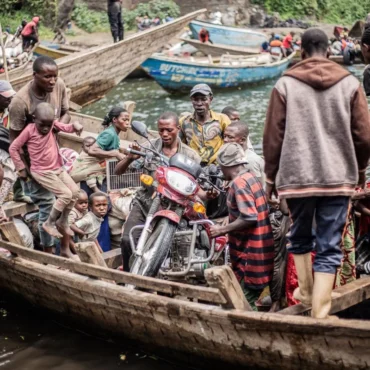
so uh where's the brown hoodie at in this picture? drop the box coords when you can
[263,57,370,198]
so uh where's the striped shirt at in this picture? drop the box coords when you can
[227,170,274,290]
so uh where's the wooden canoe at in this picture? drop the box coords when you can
[9,9,206,106]
[1,240,370,370]
[180,38,261,56]
[34,43,75,59]
[34,42,148,79]
[0,43,38,80]
[141,53,296,94]
[189,20,268,49]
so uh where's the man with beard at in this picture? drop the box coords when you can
[179,84,231,166]
[9,56,71,254]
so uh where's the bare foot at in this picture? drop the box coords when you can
[60,248,80,261]
[42,222,62,238]
[56,218,74,237]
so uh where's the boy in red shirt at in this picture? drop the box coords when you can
[10,102,83,245]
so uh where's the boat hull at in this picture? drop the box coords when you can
[1,253,370,370]
[141,54,294,94]
[34,44,72,59]
[9,10,206,106]
[181,38,260,56]
[189,20,267,48]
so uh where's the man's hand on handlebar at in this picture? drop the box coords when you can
[127,143,142,160]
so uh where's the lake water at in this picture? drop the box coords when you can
[82,64,367,155]
[1,63,367,369]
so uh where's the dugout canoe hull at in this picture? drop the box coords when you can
[141,53,295,94]
[1,242,370,370]
[180,38,261,56]
[9,10,206,106]
[189,20,268,48]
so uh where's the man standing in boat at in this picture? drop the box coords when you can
[263,28,370,318]
[179,84,231,166]
[9,56,71,254]
[108,0,124,43]
[114,112,201,271]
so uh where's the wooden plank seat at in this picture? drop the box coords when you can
[3,201,38,218]
[0,240,230,307]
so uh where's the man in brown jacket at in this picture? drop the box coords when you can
[263,28,370,318]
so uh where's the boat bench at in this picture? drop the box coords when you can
[0,237,254,311]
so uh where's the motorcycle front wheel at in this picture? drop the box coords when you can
[130,218,177,278]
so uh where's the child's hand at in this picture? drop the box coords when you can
[17,169,28,180]
[73,122,83,136]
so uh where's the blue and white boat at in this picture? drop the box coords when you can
[141,53,295,94]
[189,20,268,49]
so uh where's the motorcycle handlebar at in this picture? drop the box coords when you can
[126,148,146,157]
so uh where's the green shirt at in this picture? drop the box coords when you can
[96,125,120,151]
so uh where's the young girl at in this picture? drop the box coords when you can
[70,107,130,190]
[9,102,83,242]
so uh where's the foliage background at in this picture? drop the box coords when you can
[1,0,368,36]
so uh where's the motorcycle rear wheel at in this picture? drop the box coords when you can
[130,218,177,278]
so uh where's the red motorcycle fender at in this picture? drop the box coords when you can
[152,210,181,224]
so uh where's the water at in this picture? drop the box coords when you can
[1,63,368,369]
[0,293,191,370]
[82,64,368,156]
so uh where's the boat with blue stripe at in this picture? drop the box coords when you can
[141,53,295,94]
[189,20,268,48]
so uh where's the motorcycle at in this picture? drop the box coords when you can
[127,121,228,284]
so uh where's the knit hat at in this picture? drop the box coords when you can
[217,143,248,167]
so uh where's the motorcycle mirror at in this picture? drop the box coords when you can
[131,121,149,139]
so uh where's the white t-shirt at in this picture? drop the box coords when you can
[75,211,103,242]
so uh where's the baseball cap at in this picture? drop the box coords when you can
[190,84,213,97]
[0,81,16,98]
[217,143,248,167]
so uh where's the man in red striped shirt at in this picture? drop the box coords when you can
[210,143,274,310]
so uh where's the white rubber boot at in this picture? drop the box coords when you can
[293,253,313,305]
[311,272,336,319]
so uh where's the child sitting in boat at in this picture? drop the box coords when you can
[69,189,89,232]
[70,107,130,191]
[71,192,109,253]
[9,102,83,241]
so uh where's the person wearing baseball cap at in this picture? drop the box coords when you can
[179,83,231,166]
[0,80,16,129]
[209,143,274,310]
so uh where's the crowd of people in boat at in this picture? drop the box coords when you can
[1,27,370,317]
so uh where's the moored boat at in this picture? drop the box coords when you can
[180,37,261,56]
[141,52,296,94]
[0,240,370,370]
[189,20,268,49]
[34,42,79,59]
[9,10,206,106]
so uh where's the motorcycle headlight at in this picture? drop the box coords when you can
[166,170,197,196]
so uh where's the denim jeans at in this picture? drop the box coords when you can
[286,196,350,274]
[21,178,55,248]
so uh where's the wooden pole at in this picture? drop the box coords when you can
[0,23,9,81]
